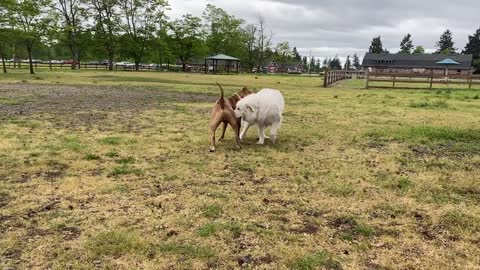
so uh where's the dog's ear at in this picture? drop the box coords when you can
[242,87,248,91]
[247,105,257,112]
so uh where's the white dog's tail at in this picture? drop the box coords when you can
[216,82,226,110]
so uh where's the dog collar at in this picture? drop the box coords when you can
[234,93,242,100]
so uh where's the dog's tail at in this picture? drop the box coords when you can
[216,82,225,110]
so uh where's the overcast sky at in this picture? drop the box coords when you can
[166,0,480,63]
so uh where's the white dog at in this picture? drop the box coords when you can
[235,88,284,144]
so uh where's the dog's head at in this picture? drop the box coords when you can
[235,100,258,120]
[229,87,253,109]
[237,87,253,98]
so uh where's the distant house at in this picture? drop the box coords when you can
[362,53,473,74]
[264,60,304,74]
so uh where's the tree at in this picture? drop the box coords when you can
[169,14,205,71]
[462,27,480,59]
[308,56,315,74]
[244,23,256,71]
[413,45,425,54]
[7,0,53,74]
[302,55,307,69]
[435,29,457,54]
[399,33,414,54]
[369,36,386,53]
[463,27,480,74]
[352,53,361,69]
[275,41,291,63]
[54,0,85,69]
[203,4,247,59]
[329,56,342,70]
[87,0,120,71]
[292,46,301,62]
[0,0,15,73]
[344,55,351,70]
[119,0,168,70]
[255,13,273,67]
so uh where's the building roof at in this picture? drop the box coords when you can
[206,54,240,61]
[362,53,472,70]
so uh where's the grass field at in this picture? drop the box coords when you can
[1,70,480,269]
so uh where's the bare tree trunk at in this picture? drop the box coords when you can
[27,44,34,75]
[108,48,114,71]
[1,55,6,73]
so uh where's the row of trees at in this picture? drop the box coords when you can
[0,0,315,74]
[368,28,480,72]
[369,28,480,57]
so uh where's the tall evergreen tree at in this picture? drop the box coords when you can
[352,53,361,69]
[344,55,351,70]
[463,27,480,74]
[302,55,307,69]
[435,29,457,54]
[462,27,480,59]
[292,46,301,62]
[399,33,414,54]
[329,56,342,70]
[369,36,386,53]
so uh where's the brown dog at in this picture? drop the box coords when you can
[209,83,253,152]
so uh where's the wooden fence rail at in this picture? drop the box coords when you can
[365,70,480,89]
[323,70,364,87]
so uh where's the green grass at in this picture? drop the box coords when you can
[86,230,147,257]
[197,221,242,237]
[366,125,480,144]
[289,251,341,270]
[201,204,223,219]
[109,165,143,177]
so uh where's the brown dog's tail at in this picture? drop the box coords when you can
[216,82,225,110]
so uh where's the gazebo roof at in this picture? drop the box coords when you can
[206,54,240,61]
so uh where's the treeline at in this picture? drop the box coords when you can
[0,0,329,74]
[368,28,480,71]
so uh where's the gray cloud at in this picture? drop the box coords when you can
[167,0,480,61]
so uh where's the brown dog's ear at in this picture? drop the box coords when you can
[242,87,248,91]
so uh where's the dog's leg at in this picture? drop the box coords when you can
[209,118,222,152]
[239,121,250,140]
[227,116,241,149]
[218,122,227,142]
[270,121,282,144]
[257,125,266,145]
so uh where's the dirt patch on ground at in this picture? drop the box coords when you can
[0,83,215,120]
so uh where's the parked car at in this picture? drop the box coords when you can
[62,60,78,65]
[100,60,110,65]
[87,61,99,65]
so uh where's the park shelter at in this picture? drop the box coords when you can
[205,54,240,74]
[362,53,473,75]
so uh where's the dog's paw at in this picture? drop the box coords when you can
[209,147,216,152]
[218,138,225,142]
[256,141,265,145]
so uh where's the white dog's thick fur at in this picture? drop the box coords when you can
[235,88,284,144]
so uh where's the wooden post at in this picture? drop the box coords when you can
[365,69,370,89]
[468,72,472,89]
[393,75,396,88]
[430,69,433,89]
[323,71,328,87]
